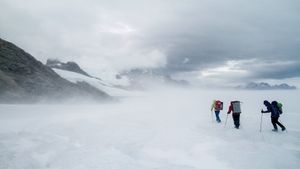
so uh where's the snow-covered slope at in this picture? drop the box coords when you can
[0,89,299,169]
[52,68,140,97]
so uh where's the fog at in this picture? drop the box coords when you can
[1,88,299,169]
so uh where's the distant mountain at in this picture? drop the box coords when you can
[46,59,91,77]
[236,82,297,90]
[0,38,110,103]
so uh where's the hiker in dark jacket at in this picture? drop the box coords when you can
[261,100,286,132]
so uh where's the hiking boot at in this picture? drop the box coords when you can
[282,127,286,131]
[272,129,278,132]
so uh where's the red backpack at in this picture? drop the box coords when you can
[215,100,223,110]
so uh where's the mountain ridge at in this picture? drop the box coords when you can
[0,38,110,103]
[236,82,297,90]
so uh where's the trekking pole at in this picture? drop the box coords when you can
[259,112,263,132]
[224,114,228,127]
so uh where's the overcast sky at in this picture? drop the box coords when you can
[1,0,300,86]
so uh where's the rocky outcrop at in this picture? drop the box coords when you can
[0,38,110,103]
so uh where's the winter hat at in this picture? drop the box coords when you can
[264,100,270,106]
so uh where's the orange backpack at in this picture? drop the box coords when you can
[215,100,223,110]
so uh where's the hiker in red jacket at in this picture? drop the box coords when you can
[211,100,223,123]
[227,101,242,129]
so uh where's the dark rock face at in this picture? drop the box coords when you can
[0,38,110,103]
[46,59,91,77]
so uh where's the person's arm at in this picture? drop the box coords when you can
[261,110,270,113]
[227,105,232,114]
[261,107,271,113]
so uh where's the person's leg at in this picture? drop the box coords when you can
[215,111,221,122]
[236,114,240,128]
[271,117,278,131]
[232,114,239,128]
[276,118,286,131]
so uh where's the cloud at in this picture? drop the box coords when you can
[200,60,249,78]
[248,60,300,79]
[0,0,167,74]
[0,0,299,84]
[185,59,300,87]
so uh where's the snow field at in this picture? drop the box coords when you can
[0,89,299,169]
[52,68,137,97]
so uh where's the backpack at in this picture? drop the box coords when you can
[271,101,282,116]
[277,102,283,114]
[215,100,223,110]
[231,101,241,113]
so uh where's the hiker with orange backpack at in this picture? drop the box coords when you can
[211,100,223,123]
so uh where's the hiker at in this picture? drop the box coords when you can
[227,101,242,129]
[211,100,223,123]
[261,100,286,132]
